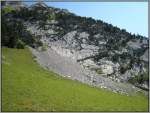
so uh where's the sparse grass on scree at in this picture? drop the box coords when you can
[2,48,148,111]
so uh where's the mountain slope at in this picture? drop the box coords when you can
[1,2,149,93]
[2,48,148,111]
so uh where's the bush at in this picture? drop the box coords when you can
[128,72,149,84]
[40,44,47,51]
[142,72,149,82]
[16,39,25,49]
[36,40,43,47]
[119,66,127,74]
[47,14,55,20]
[96,69,103,74]
[2,5,14,14]
[91,68,103,74]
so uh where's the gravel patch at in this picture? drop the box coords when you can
[29,47,143,95]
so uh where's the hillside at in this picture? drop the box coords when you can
[1,2,149,96]
[2,48,148,111]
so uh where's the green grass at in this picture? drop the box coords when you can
[2,48,148,112]
[2,5,15,14]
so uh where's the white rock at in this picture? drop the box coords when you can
[100,64,114,75]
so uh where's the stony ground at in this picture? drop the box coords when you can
[29,47,144,95]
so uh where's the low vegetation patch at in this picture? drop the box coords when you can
[91,68,103,74]
[128,72,149,85]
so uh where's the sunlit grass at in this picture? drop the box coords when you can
[2,47,148,111]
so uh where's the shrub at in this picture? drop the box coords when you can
[91,68,103,74]
[96,69,103,74]
[47,13,55,20]
[142,72,149,82]
[16,39,25,49]
[2,5,14,14]
[40,44,47,51]
[128,72,149,84]
[35,40,43,47]
[119,66,127,74]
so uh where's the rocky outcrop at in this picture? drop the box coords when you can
[29,47,142,95]
[140,49,148,62]
[24,8,148,91]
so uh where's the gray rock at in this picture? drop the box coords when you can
[140,49,148,62]
[29,47,142,95]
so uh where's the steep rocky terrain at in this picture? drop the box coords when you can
[1,2,149,94]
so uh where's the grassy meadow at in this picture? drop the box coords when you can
[2,47,148,111]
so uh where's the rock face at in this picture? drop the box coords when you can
[100,64,114,75]
[29,47,141,95]
[3,2,149,94]
[140,49,148,62]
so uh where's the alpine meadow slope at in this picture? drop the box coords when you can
[2,48,148,111]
